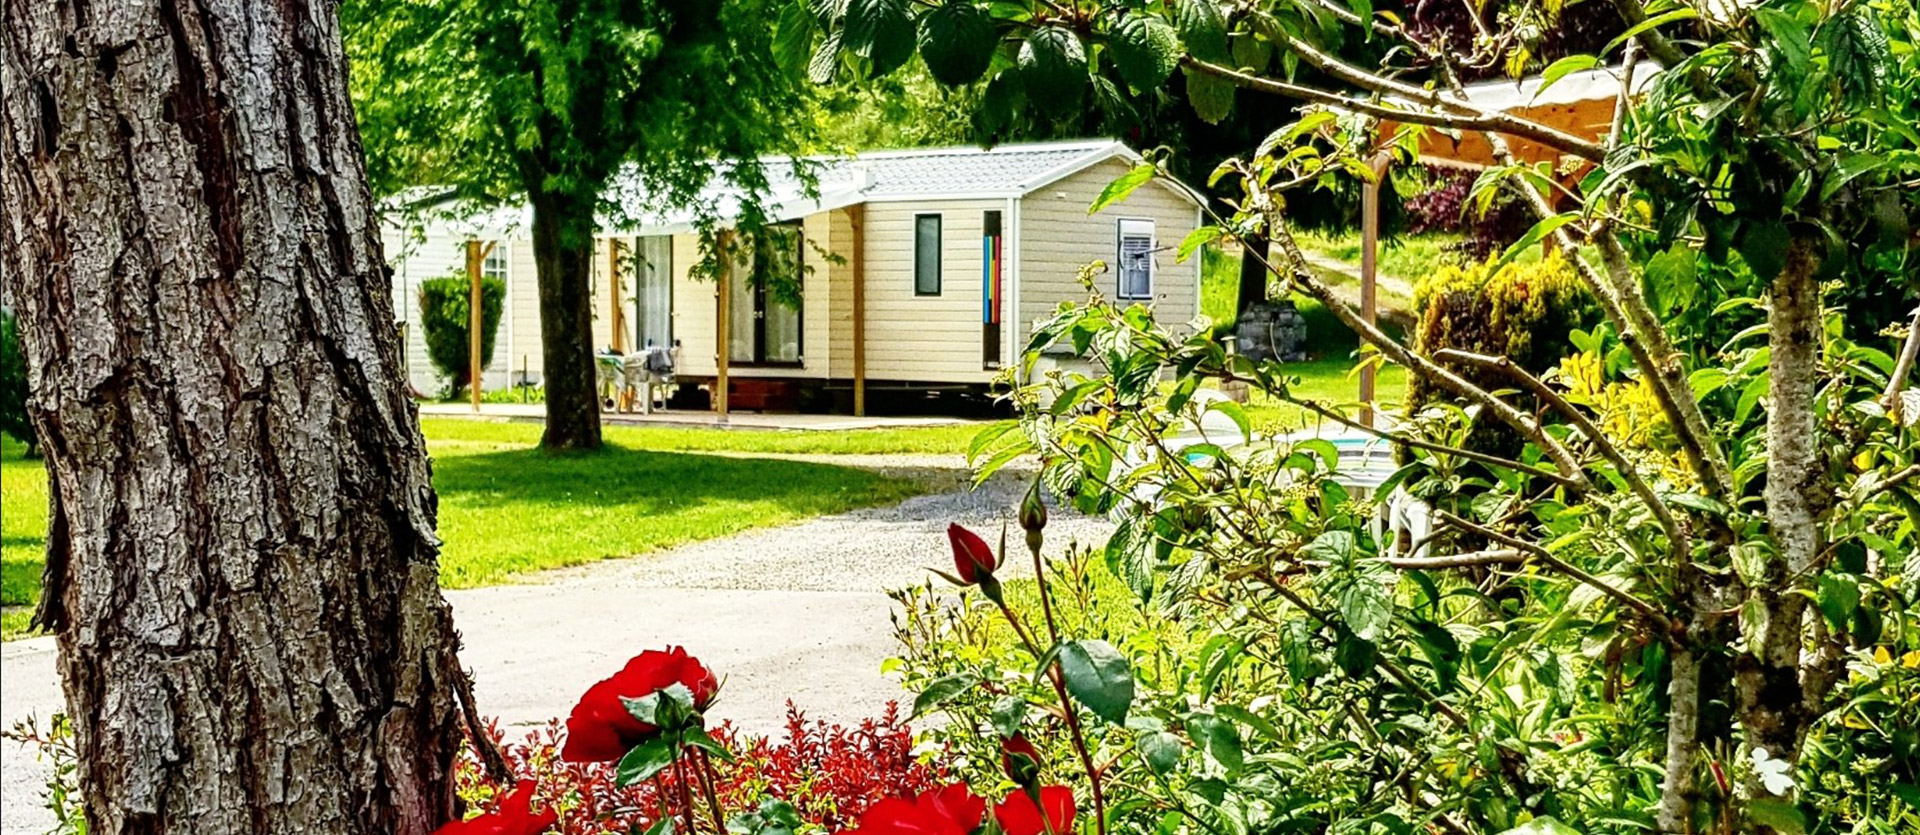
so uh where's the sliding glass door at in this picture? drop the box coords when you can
[634,235,672,350]
[727,223,803,366]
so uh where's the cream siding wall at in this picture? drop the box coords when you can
[859,198,1006,383]
[505,240,542,384]
[1015,158,1202,346]
[825,208,858,378]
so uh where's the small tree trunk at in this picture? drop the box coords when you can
[1236,231,1270,316]
[1736,237,1828,824]
[530,188,603,450]
[1,1,468,831]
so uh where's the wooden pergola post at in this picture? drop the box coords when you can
[465,240,495,413]
[849,205,867,417]
[607,238,626,354]
[714,231,731,419]
[1357,154,1390,427]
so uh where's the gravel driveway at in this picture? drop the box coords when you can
[1,453,1111,833]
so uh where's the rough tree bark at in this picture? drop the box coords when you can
[1738,239,1828,773]
[0,1,471,832]
[529,186,603,450]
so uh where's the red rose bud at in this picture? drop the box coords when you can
[993,786,1076,835]
[947,523,999,584]
[562,646,720,763]
[844,784,986,835]
[433,779,557,835]
[1001,735,1042,787]
[1019,480,1048,533]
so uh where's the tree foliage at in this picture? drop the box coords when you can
[860,0,1920,832]
[345,0,814,449]
[0,307,33,455]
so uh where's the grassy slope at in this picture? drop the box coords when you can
[0,423,930,639]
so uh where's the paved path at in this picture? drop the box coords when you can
[1,455,1112,834]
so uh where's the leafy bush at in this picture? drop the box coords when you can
[419,274,505,397]
[1407,252,1595,453]
[1,308,34,455]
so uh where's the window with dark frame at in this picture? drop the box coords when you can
[914,214,942,296]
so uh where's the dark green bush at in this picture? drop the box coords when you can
[1407,253,1595,452]
[0,308,33,455]
[418,274,505,397]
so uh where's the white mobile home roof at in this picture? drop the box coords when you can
[391,140,1202,238]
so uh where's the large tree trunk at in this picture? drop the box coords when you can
[529,188,603,450]
[1,1,470,832]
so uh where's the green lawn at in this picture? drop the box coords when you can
[1293,229,1465,284]
[0,422,932,639]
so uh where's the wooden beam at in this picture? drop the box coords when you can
[1358,155,1389,427]
[466,240,487,413]
[849,205,867,417]
[714,231,731,419]
[607,238,626,354]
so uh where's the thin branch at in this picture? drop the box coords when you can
[1263,223,1595,488]
[1431,348,1685,554]
[1882,304,1920,421]
[1275,391,1588,492]
[1434,510,1681,640]
[1383,550,1527,569]
[1179,56,1605,163]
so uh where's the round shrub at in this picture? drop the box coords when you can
[418,273,505,397]
[1408,252,1596,452]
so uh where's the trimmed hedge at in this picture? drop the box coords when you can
[1,308,32,454]
[1407,253,1595,452]
[419,274,505,397]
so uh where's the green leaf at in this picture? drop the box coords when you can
[1213,704,1283,742]
[1816,574,1861,631]
[912,671,981,718]
[1091,163,1157,215]
[1494,817,1582,835]
[1184,713,1244,774]
[773,3,818,75]
[1175,0,1231,62]
[1537,55,1599,96]
[1183,67,1235,124]
[808,28,844,85]
[1019,26,1088,106]
[1137,730,1184,776]
[968,420,1021,464]
[1603,8,1699,57]
[682,725,735,762]
[1108,14,1181,92]
[843,0,916,76]
[1490,213,1579,273]
[1176,226,1223,262]
[991,696,1029,738]
[615,736,680,787]
[1058,639,1135,724]
[1747,800,1806,835]
[918,2,998,86]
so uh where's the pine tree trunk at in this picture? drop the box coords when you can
[530,187,604,450]
[1,1,469,832]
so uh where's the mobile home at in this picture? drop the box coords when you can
[381,140,1206,410]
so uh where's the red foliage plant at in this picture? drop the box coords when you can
[459,702,951,834]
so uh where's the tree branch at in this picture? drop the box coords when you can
[1431,348,1686,557]
[1383,550,1527,569]
[1883,304,1920,422]
[1272,391,1589,492]
[1434,510,1680,639]
[1178,56,1605,163]
[1261,223,1595,488]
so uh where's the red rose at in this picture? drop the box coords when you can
[434,780,557,835]
[1000,735,1041,786]
[562,646,720,763]
[843,784,986,835]
[947,524,999,584]
[993,786,1075,835]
